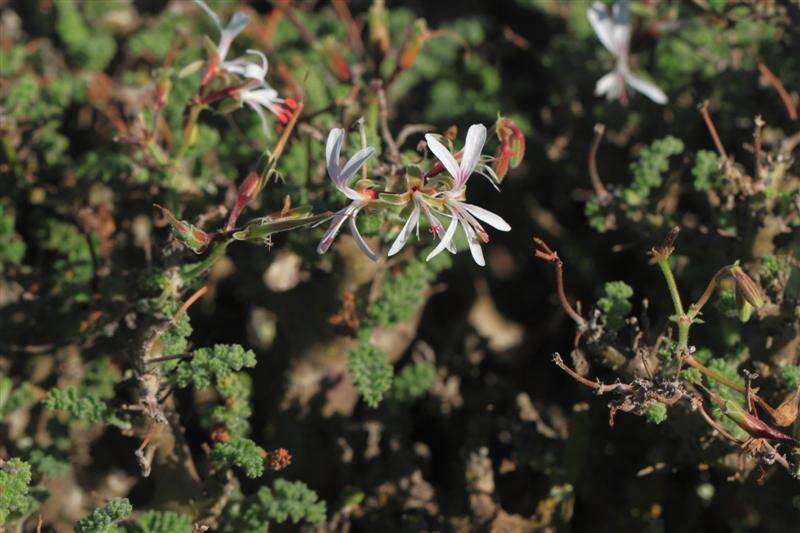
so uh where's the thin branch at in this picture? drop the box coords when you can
[588,123,610,198]
[552,353,630,394]
[758,62,798,121]
[691,396,741,444]
[396,123,434,148]
[753,115,766,180]
[143,286,208,361]
[374,81,400,161]
[698,100,728,159]
[534,237,586,328]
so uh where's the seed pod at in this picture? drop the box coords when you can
[735,290,753,323]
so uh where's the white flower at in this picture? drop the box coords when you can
[424,124,511,267]
[317,128,378,260]
[387,191,451,257]
[588,0,667,105]
[194,0,250,64]
[240,84,298,129]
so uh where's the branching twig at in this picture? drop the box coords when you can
[533,237,586,328]
[552,353,630,394]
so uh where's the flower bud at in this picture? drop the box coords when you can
[399,19,429,70]
[368,0,390,56]
[155,205,211,254]
[730,264,764,309]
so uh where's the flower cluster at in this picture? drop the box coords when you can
[317,124,511,266]
[588,0,667,105]
[195,0,297,130]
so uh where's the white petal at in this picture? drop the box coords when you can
[339,147,376,185]
[217,12,251,62]
[595,71,623,100]
[460,203,511,231]
[317,206,353,254]
[426,214,459,262]
[457,124,486,189]
[349,214,377,261]
[460,219,485,266]
[326,128,345,182]
[624,71,668,104]
[194,0,221,30]
[388,206,420,257]
[425,134,460,181]
[611,0,631,54]
[245,101,270,136]
[587,1,619,56]
[225,12,251,38]
[417,200,445,236]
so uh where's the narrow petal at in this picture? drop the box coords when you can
[388,206,420,257]
[317,205,353,254]
[460,218,485,266]
[245,101,270,136]
[217,12,251,62]
[426,213,459,262]
[194,0,221,30]
[417,200,445,237]
[457,124,486,188]
[339,147,376,185]
[611,0,631,54]
[624,71,668,104]
[349,214,377,261]
[225,12,251,38]
[425,134,460,182]
[461,203,511,231]
[587,1,618,56]
[326,128,345,182]
[594,71,619,98]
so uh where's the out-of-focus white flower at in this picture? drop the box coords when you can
[240,85,298,128]
[424,124,511,266]
[317,128,379,260]
[588,0,667,105]
[194,0,250,64]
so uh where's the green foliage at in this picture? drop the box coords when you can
[175,344,257,390]
[760,255,790,284]
[364,254,451,330]
[623,136,684,206]
[222,479,326,531]
[0,204,26,273]
[390,362,436,403]
[44,386,111,424]
[0,458,33,525]
[75,498,133,533]
[55,0,116,71]
[645,403,667,425]
[780,365,800,390]
[210,438,265,479]
[348,340,394,408]
[692,150,722,191]
[202,373,254,438]
[597,281,634,332]
[0,378,38,421]
[25,448,70,480]
[123,510,193,533]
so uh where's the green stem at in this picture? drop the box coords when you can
[656,256,692,351]
[657,257,684,317]
[181,240,230,280]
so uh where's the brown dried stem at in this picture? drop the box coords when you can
[588,123,610,198]
[698,100,728,159]
[753,115,765,180]
[552,353,630,394]
[758,62,798,121]
[533,237,586,328]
